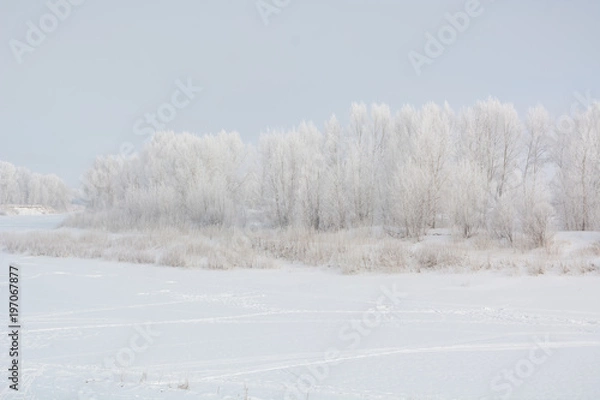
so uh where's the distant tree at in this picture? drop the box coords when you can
[321,115,349,230]
[554,103,600,230]
[449,160,488,238]
[82,155,126,211]
[295,121,325,230]
[411,102,454,229]
[458,98,523,242]
[520,105,555,246]
[259,129,301,228]
[0,160,70,211]
[0,161,19,204]
[388,161,429,239]
[81,131,248,228]
[346,102,375,225]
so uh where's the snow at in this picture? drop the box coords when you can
[0,214,65,233]
[0,205,61,217]
[1,216,600,399]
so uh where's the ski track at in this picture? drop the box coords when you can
[22,305,600,334]
[24,339,600,377]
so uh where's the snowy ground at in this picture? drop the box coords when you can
[1,216,600,399]
[0,205,61,217]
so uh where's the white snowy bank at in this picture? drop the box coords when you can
[1,221,599,275]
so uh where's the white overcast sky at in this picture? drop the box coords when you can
[1,0,599,186]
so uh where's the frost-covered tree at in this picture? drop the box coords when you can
[458,98,523,242]
[321,115,349,230]
[72,99,600,244]
[554,102,600,230]
[82,131,248,228]
[343,102,395,227]
[520,105,555,246]
[0,160,70,210]
[458,98,522,198]
[346,102,375,225]
[449,160,488,238]
[82,155,126,210]
[411,102,454,229]
[369,103,393,223]
[0,161,19,204]
[259,123,326,230]
[389,161,430,239]
[259,128,305,228]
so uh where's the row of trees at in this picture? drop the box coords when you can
[81,98,600,245]
[82,131,250,227]
[0,161,71,211]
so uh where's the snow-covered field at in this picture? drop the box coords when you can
[1,216,600,399]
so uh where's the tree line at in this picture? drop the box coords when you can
[80,98,600,246]
[0,160,71,211]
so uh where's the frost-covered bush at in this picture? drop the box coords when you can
[413,245,466,271]
[79,131,249,230]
